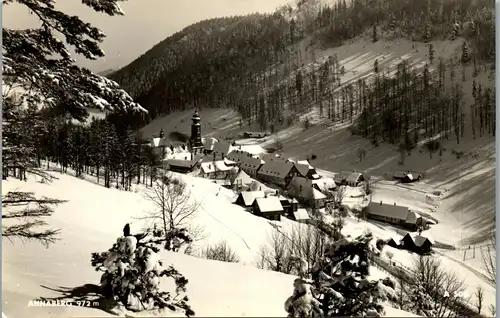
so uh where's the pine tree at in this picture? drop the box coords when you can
[2,0,146,244]
[428,43,435,64]
[461,41,470,64]
[372,24,378,43]
[284,233,395,317]
[91,226,194,316]
[473,56,479,77]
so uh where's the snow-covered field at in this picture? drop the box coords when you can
[3,172,420,318]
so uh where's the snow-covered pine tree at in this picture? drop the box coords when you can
[90,225,195,316]
[284,233,395,317]
[3,0,146,244]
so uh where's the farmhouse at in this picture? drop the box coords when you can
[278,195,299,216]
[234,191,266,208]
[231,169,254,190]
[288,176,327,208]
[212,140,233,158]
[291,208,310,223]
[199,160,234,179]
[201,137,219,154]
[257,158,299,187]
[346,172,364,187]
[364,201,421,230]
[149,129,169,159]
[243,132,269,138]
[252,196,284,221]
[166,159,200,174]
[401,232,434,254]
[294,162,320,179]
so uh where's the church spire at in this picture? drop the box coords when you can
[190,109,203,151]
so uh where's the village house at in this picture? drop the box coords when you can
[291,208,310,223]
[243,132,269,139]
[240,156,265,178]
[252,196,284,221]
[400,172,422,183]
[401,232,434,254]
[257,158,299,187]
[288,176,328,208]
[149,129,169,159]
[278,195,299,216]
[212,140,233,159]
[346,172,365,187]
[234,191,266,208]
[364,201,421,230]
[230,169,254,191]
[201,137,219,154]
[226,149,251,163]
[294,162,320,179]
[199,160,234,179]
[166,158,200,174]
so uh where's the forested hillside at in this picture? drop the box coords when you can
[109,0,494,127]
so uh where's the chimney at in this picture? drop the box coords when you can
[380,201,382,205]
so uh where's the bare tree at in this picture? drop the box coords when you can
[475,287,484,315]
[482,237,496,285]
[328,185,346,209]
[139,172,202,251]
[411,256,466,317]
[201,240,240,263]
[2,191,66,247]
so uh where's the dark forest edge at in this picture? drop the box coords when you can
[107,0,494,137]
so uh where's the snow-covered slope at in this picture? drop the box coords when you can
[2,173,417,318]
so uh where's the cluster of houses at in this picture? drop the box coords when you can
[386,231,435,255]
[149,111,426,231]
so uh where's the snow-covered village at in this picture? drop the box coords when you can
[2,0,496,317]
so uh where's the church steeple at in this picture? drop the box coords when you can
[190,110,204,150]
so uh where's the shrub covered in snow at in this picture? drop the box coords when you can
[284,233,394,317]
[90,228,194,316]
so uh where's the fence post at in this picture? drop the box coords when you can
[463,250,466,261]
[473,245,475,258]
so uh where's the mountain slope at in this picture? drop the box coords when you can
[2,172,421,318]
[109,0,494,125]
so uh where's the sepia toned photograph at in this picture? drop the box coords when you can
[2,0,496,317]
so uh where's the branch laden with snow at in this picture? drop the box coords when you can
[2,191,66,247]
[3,0,146,121]
[91,228,195,316]
[284,233,395,317]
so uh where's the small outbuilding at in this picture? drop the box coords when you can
[401,232,434,254]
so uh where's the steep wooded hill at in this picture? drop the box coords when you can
[109,0,494,128]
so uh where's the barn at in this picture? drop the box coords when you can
[364,201,421,230]
[401,232,434,254]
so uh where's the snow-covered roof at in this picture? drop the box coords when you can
[232,170,254,186]
[240,156,265,170]
[254,197,284,213]
[312,177,337,190]
[200,160,232,174]
[202,137,218,151]
[213,141,233,156]
[405,232,435,247]
[239,191,265,206]
[167,159,196,168]
[295,162,315,177]
[346,172,363,183]
[293,208,310,221]
[311,188,327,200]
[366,201,409,222]
[151,137,169,148]
[258,159,295,179]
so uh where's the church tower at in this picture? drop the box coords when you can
[190,110,204,153]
